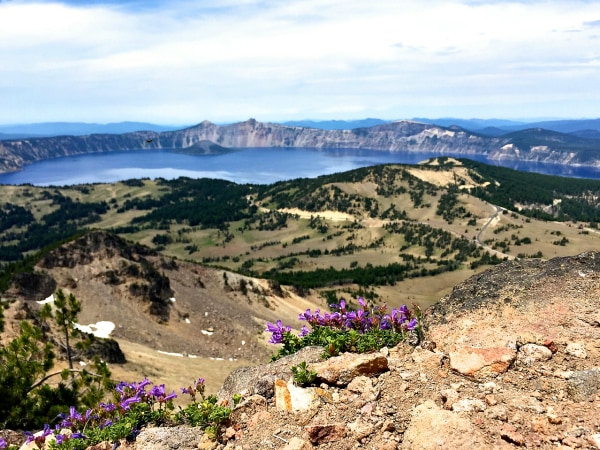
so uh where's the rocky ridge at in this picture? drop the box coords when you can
[2,230,319,364]
[7,251,599,449]
[1,119,598,173]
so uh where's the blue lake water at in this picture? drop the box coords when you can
[0,148,599,186]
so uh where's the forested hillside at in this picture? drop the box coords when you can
[1,158,599,305]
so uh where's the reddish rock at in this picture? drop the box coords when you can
[500,423,525,446]
[305,424,346,444]
[247,410,272,430]
[544,340,558,354]
[449,346,516,378]
[401,400,491,449]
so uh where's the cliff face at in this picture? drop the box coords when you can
[1,119,598,174]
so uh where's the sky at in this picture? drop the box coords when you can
[0,0,599,125]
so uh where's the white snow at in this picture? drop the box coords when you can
[157,350,198,358]
[158,350,184,357]
[73,321,115,339]
[37,294,54,305]
[201,329,214,336]
[185,318,191,324]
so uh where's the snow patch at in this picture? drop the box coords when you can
[201,329,214,336]
[157,350,198,358]
[158,350,184,357]
[37,294,54,305]
[185,318,191,324]
[73,321,115,339]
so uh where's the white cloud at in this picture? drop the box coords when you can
[0,0,599,123]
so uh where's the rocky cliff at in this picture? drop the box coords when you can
[1,119,598,174]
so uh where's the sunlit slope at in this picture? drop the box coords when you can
[1,158,598,306]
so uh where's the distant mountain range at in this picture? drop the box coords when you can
[0,121,183,139]
[412,118,600,137]
[279,118,389,130]
[1,117,599,136]
[278,117,600,138]
[0,118,599,174]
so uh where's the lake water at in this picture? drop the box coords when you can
[0,147,599,186]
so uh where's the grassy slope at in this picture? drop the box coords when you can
[1,158,599,307]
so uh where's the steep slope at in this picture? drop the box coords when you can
[1,230,329,395]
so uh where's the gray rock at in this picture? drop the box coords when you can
[132,426,204,450]
[567,368,600,402]
[217,346,324,404]
[517,343,553,366]
[565,342,587,359]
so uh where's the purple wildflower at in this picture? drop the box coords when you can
[357,296,367,308]
[405,318,418,331]
[120,396,141,411]
[99,418,114,430]
[298,309,312,321]
[25,424,54,446]
[100,401,117,413]
[266,320,291,344]
[61,406,83,427]
[149,384,177,403]
[181,377,206,402]
[299,325,311,337]
[379,315,392,330]
[149,384,166,399]
[0,438,7,449]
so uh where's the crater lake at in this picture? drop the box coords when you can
[0,147,599,186]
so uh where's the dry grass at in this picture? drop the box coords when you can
[107,340,252,403]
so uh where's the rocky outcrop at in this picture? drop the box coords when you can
[1,119,598,173]
[9,252,600,449]
[126,252,600,450]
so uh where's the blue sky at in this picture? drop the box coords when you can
[1,0,599,125]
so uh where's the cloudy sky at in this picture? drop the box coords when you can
[1,0,599,125]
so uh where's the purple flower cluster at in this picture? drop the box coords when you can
[265,319,292,344]
[180,377,206,403]
[302,297,418,333]
[266,296,419,344]
[24,423,86,447]
[23,377,182,449]
[110,377,177,412]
